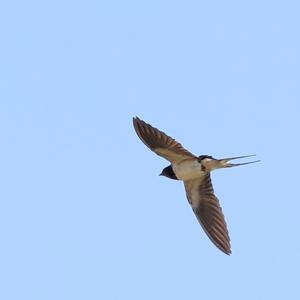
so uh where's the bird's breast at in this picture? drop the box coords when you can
[172,159,206,181]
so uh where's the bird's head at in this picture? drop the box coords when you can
[199,155,260,172]
[159,165,179,180]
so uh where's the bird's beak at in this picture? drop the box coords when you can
[159,172,163,176]
[216,154,260,169]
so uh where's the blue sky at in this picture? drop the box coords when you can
[0,1,299,299]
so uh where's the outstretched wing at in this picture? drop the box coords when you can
[133,117,196,163]
[184,174,231,255]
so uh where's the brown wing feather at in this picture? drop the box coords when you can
[133,117,196,163]
[184,174,231,255]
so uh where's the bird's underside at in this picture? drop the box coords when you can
[133,117,232,255]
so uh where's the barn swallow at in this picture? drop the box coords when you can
[133,117,259,255]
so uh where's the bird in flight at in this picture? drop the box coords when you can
[133,117,259,255]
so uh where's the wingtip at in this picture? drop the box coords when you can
[225,249,232,256]
[132,117,139,135]
[132,116,140,128]
[219,246,231,255]
[132,116,143,127]
[133,116,141,120]
[219,245,232,255]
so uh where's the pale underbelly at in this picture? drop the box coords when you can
[172,159,205,181]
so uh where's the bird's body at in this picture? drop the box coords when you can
[133,117,259,255]
[172,159,205,181]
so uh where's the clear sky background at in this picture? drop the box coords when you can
[1,1,299,299]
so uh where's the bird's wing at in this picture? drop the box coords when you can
[133,117,197,163]
[184,174,231,255]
